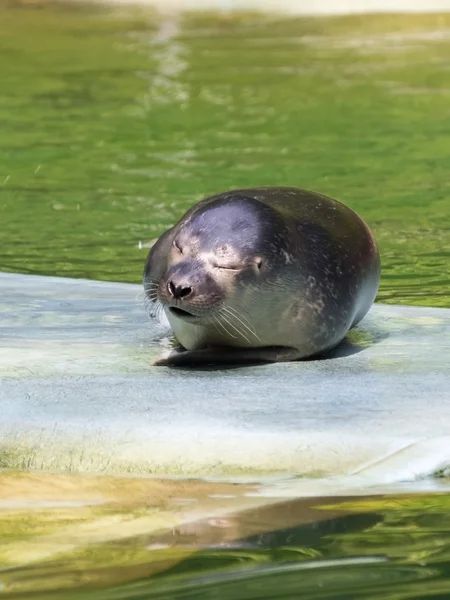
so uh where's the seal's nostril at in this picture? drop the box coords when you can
[178,286,192,298]
[167,280,193,300]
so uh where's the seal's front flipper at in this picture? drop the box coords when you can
[152,346,299,368]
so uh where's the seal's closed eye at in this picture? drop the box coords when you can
[173,239,183,253]
[213,259,262,272]
[213,263,242,271]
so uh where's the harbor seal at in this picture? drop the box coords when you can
[143,187,380,367]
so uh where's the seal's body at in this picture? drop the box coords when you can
[144,187,380,366]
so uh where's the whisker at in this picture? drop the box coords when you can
[211,316,226,338]
[142,279,163,318]
[143,278,159,288]
[221,306,261,343]
[235,301,263,341]
[214,315,237,339]
[218,311,251,344]
[222,306,256,335]
[143,284,159,294]
[143,293,164,320]
[151,305,164,321]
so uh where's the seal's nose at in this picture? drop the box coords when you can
[167,280,193,300]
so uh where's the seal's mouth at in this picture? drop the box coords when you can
[169,307,198,320]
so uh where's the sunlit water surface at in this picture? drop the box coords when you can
[1,3,450,599]
[0,3,449,306]
[2,487,450,599]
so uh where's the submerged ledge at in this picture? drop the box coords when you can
[0,271,449,493]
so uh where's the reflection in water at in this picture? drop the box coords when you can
[145,15,188,109]
[1,490,450,598]
[89,494,450,600]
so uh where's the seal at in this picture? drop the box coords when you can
[143,186,380,367]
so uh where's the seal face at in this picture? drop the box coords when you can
[143,187,381,367]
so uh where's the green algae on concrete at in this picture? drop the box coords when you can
[1,272,449,483]
[0,470,258,569]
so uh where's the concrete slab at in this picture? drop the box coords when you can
[1,271,449,492]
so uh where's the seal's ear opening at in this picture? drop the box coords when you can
[255,257,263,271]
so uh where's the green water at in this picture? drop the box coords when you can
[0,3,449,306]
[1,3,450,598]
[2,492,450,599]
